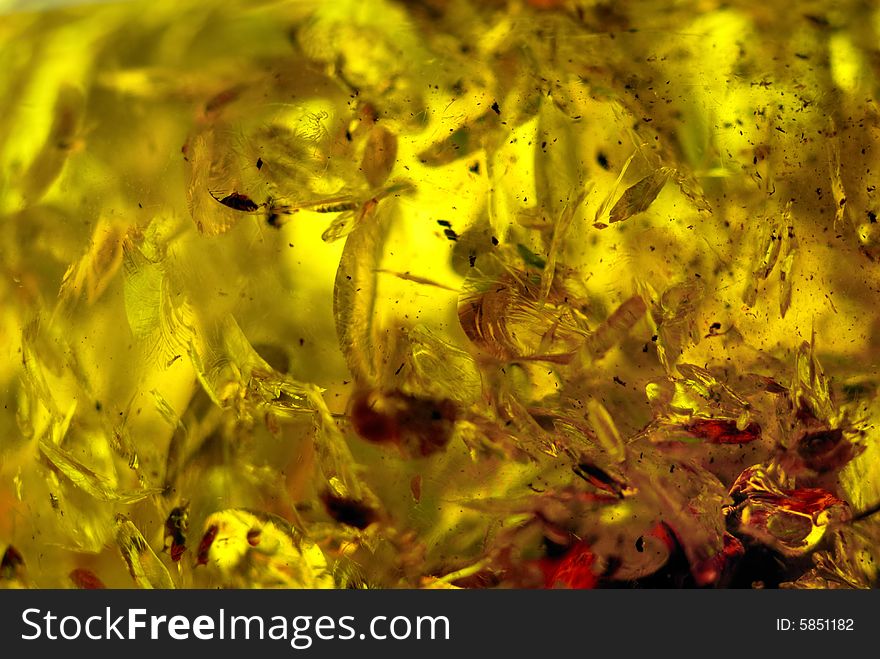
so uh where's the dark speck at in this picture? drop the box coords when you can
[256,157,263,170]
[597,152,610,170]
[469,162,480,174]
[320,492,378,529]
[1,545,24,574]
[444,228,458,241]
[804,14,830,27]
[217,192,258,212]
[491,236,499,246]
[491,101,500,115]
[868,210,877,224]
[437,219,452,228]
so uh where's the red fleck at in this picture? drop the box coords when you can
[350,389,457,457]
[170,543,186,562]
[164,504,189,563]
[542,542,598,589]
[350,390,398,444]
[692,533,744,586]
[729,465,846,515]
[246,528,261,547]
[196,525,219,566]
[686,419,761,444]
[410,475,422,502]
[69,568,106,590]
[647,522,677,551]
[780,488,846,516]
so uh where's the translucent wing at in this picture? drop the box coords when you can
[116,515,175,589]
[40,438,161,504]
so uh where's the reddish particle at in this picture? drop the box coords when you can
[196,525,219,566]
[543,542,597,589]
[69,568,106,590]
[350,390,399,444]
[647,522,677,552]
[164,504,189,563]
[528,0,566,7]
[692,533,744,586]
[350,389,458,457]
[410,474,422,502]
[685,419,761,444]
[780,488,846,516]
[170,543,186,562]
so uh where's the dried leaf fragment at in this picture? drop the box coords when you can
[607,167,671,224]
[586,399,625,463]
[116,515,175,589]
[22,84,85,204]
[40,439,162,504]
[587,294,647,357]
[361,124,398,188]
[726,465,850,556]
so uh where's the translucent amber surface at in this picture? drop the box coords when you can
[1,0,879,589]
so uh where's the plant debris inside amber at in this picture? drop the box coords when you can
[2,0,880,590]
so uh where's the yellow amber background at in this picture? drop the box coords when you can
[0,0,879,588]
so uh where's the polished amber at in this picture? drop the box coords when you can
[0,0,879,589]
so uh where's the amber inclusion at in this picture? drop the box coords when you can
[0,0,879,589]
